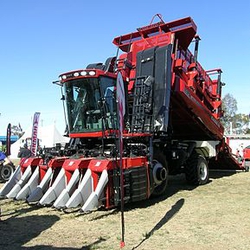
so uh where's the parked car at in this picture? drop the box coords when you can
[243,145,250,160]
[242,146,250,172]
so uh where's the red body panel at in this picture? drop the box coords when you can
[172,79,224,140]
[88,156,148,172]
[62,158,91,182]
[20,157,43,173]
[47,157,68,168]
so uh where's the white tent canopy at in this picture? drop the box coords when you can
[10,123,69,159]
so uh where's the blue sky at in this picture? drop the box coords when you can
[0,1,250,135]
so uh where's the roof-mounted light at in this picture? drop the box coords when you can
[89,70,96,76]
[80,71,87,76]
[62,75,67,80]
[73,72,79,77]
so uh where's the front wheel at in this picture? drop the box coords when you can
[185,152,209,185]
[0,163,15,182]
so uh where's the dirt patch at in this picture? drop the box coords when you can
[1,170,250,250]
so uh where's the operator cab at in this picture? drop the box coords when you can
[59,69,118,136]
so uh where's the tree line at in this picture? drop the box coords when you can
[221,93,250,135]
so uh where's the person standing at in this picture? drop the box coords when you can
[18,144,32,158]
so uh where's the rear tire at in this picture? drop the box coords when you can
[0,163,15,182]
[151,151,169,197]
[185,152,209,185]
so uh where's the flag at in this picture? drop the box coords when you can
[6,123,11,156]
[18,123,23,132]
[117,72,125,153]
[30,112,40,156]
[116,72,126,248]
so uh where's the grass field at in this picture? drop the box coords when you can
[1,170,250,250]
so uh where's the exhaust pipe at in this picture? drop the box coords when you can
[152,160,167,185]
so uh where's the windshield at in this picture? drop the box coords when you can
[64,76,117,134]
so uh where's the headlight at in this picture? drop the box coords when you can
[89,71,96,76]
[80,71,87,76]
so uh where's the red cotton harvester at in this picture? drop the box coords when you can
[0,16,246,213]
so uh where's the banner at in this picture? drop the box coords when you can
[30,112,40,156]
[116,72,126,248]
[6,123,11,156]
[117,72,125,151]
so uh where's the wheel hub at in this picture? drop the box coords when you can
[199,162,208,181]
[153,160,167,185]
[1,165,13,181]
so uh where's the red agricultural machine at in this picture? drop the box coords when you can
[0,16,245,212]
